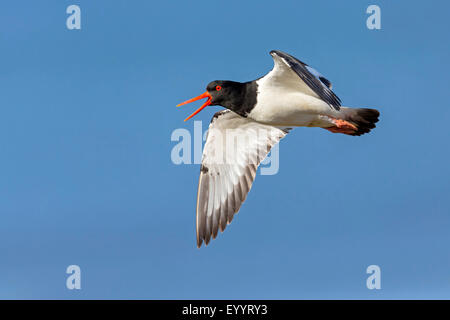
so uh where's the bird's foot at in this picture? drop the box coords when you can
[325,118,358,135]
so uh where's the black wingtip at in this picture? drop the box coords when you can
[269,50,283,57]
[319,76,332,89]
[196,237,203,248]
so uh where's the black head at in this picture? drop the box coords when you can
[205,80,243,107]
[177,80,251,121]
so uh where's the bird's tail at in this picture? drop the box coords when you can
[326,107,380,136]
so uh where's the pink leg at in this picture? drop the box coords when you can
[325,118,358,135]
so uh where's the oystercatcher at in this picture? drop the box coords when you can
[177,50,380,247]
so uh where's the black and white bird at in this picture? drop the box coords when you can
[177,50,380,248]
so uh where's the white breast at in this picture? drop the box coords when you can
[247,77,338,127]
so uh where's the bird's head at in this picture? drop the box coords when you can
[177,80,243,121]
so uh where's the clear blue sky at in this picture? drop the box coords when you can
[0,0,449,299]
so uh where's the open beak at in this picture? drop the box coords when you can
[177,91,212,121]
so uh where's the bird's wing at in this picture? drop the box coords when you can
[196,110,290,247]
[266,50,341,110]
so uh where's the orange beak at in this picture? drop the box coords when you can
[177,91,212,121]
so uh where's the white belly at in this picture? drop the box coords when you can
[248,88,339,127]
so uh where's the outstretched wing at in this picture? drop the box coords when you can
[196,110,290,247]
[267,50,341,110]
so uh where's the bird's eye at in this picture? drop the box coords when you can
[216,85,222,91]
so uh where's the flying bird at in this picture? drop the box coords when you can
[177,50,380,247]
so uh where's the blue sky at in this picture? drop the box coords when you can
[0,0,449,299]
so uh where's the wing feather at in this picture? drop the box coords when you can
[196,110,289,247]
[268,50,341,110]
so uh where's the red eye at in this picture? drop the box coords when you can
[216,85,222,91]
